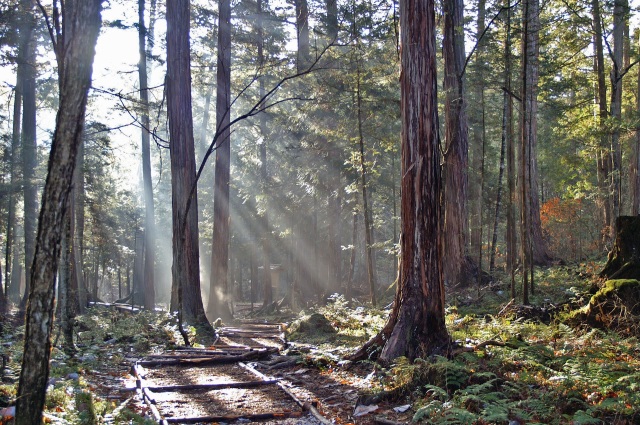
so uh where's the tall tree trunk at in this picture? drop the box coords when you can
[326,0,338,40]
[378,0,449,362]
[166,0,208,324]
[74,141,86,312]
[469,0,486,265]
[15,2,102,423]
[59,205,75,355]
[257,0,273,307]
[19,0,37,311]
[295,0,310,71]
[138,0,156,310]
[5,78,21,306]
[633,33,640,215]
[503,1,517,299]
[442,0,469,286]
[609,0,627,231]
[356,59,377,307]
[208,0,234,321]
[490,63,509,272]
[592,0,611,244]
[521,0,551,269]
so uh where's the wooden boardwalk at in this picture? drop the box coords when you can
[131,321,330,425]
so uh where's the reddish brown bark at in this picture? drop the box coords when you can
[208,0,234,321]
[166,0,208,323]
[378,0,449,362]
[442,0,469,286]
[521,0,552,268]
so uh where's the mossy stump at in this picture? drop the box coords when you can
[292,313,336,336]
[600,216,640,280]
[568,279,640,334]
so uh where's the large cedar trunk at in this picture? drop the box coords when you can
[378,0,449,362]
[442,0,470,286]
[208,0,234,321]
[600,216,640,280]
[15,2,102,423]
[166,0,208,324]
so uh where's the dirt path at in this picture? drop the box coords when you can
[120,320,412,424]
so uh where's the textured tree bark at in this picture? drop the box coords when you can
[138,0,156,310]
[633,37,640,215]
[503,1,517,299]
[469,0,486,267]
[442,0,469,286]
[600,216,640,280]
[591,0,611,244]
[15,2,102,423]
[609,0,627,230]
[19,0,37,312]
[491,2,512,272]
[75,141,87,312]
[378,0,449,362]
[208,0,234,321]
[521,0,552,268]
[166,0,208,324]
[295,0,310,72]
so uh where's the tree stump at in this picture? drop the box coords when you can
[600,216,640,279]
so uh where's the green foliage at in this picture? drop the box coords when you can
[76,391,97,425]
[113,408,157,424]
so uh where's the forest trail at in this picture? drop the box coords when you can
[130,321,332,424]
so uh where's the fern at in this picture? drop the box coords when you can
[412,400,444,423]
[571,410,602,424]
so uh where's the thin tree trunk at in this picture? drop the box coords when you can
[295,0,310,72]
[609,0,627,231]
[345,211,357,305]
[15,2,102,423]
[633,33,640,215]
[503,1,516,299]
[592,0,611,244]
[356,59,377,307]
[5,79,21,306]
[139,0,156,310]
[208,0,234,321]
[75,141,86,312]
[59,206,75,355]
[19,0,37,312]
[257,0,273,307]
[490,77,508,271]
[521,0,551,270]
[470,0,486,265]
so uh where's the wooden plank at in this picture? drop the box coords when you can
[137,348,277,367]
[164,411,303,424]
[145,379,278,392]
[240,362,333,425]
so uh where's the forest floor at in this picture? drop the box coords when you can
[0,260,639,424]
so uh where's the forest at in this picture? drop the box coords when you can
[0,0,639,423]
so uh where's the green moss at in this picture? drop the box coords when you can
[590,279,640,305]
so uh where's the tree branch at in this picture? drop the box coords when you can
[463,0,521,76]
